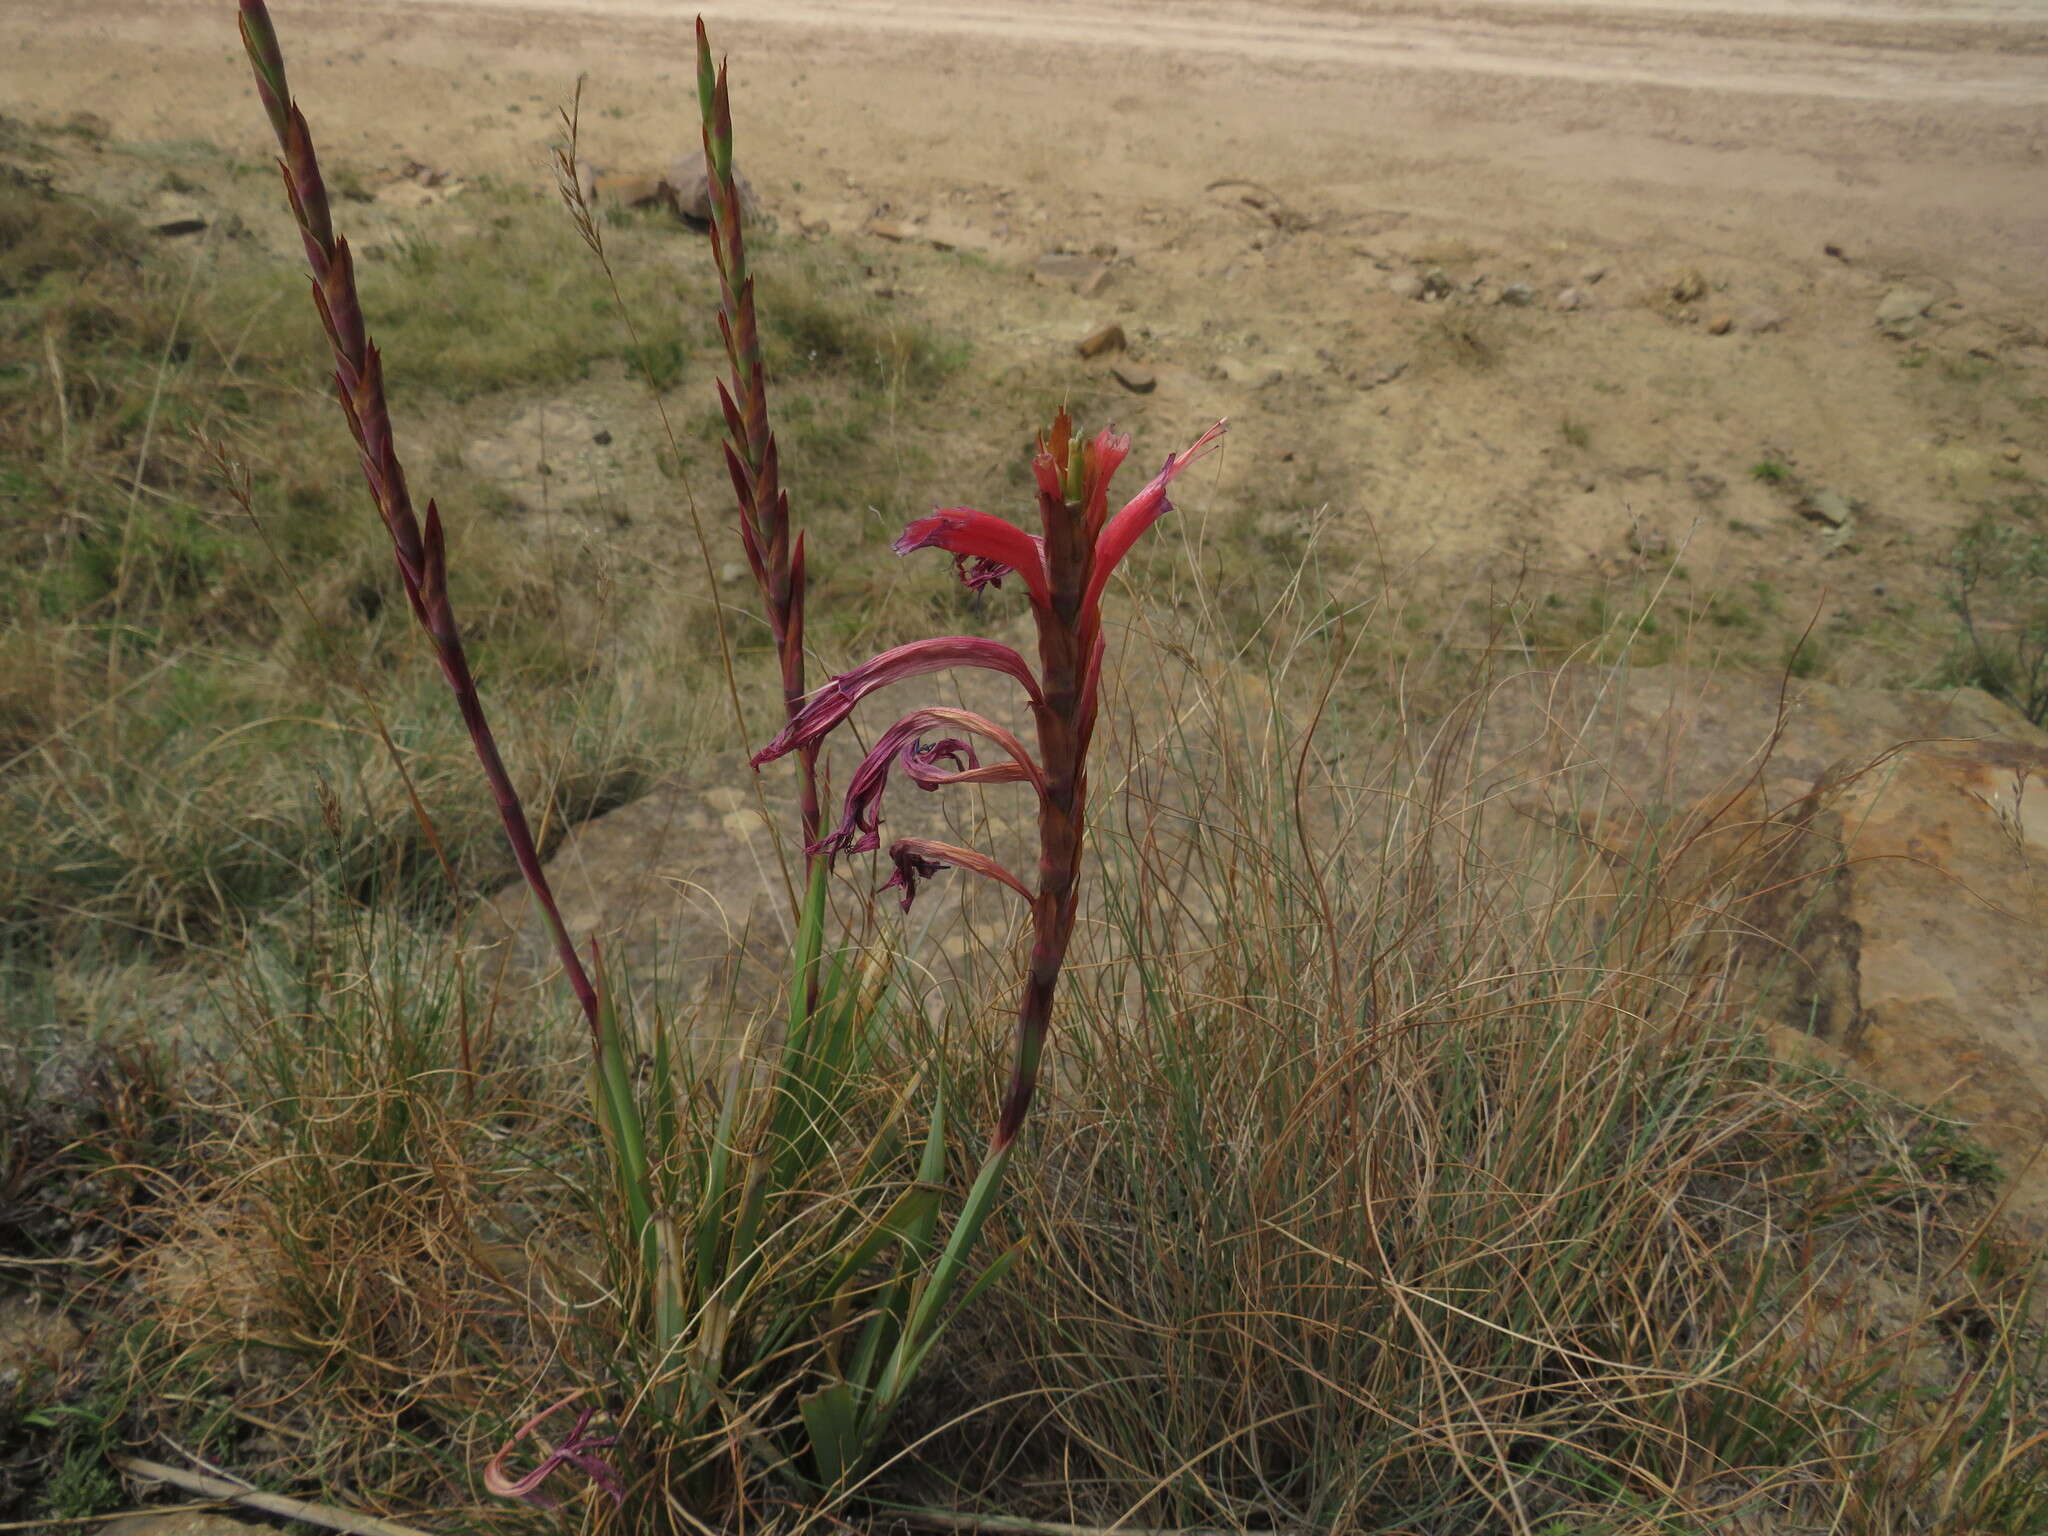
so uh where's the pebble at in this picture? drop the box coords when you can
[1802,489,1854,528]
[1706,314,1733,336]
[1076,323,1126,359]
[1578,263,1609,285]
[1875,288,1935,339]
[1669,269,1707,304]
[1554,287,1585,312]
[1741,306,1786,335]
[1111,364,1157,394]
[1496,281,1535,307]
[1387,272,1425,301]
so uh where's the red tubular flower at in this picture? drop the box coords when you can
[894,509,1050,606]
[762,411,1225,1154]
[812,706,1045,861]
[753,637,1045,767]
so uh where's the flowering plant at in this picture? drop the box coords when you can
[757,412,1225,1154]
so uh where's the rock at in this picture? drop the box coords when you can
[1111,364,1157,394]
[1741,306,1786,335]
[1076,322,1126,359]
[1464,665,2048,1233]
[1387,272,1425,301]
[1554,286,1585,312]
[1876,288,1935,339]
[1669,269,1707,304]
[1034,252,1109,292]
[1419,267,1454,300]
[1813,740,2048,1229]
[1578,263,1609,285]
[718,561,748,586]
[866,219,912,242]
[1359,359,1407,389]
[1076,265,1112,299]
[1707,314,1733,336]
[2005,445,2024,464]
[1801,488,1854,528]
[1496,281,1536,307]
[660,160,759,225]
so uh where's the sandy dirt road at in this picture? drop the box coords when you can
[5,0,2047,674]
[4,0,2045,291]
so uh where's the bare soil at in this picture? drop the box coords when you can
[6,0,2047,676]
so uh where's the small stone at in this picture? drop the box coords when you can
[1669,269,1707,304]
[592,429,613,446]
[1706,314,1733,336]
[719,561,749,586]
[1387,272,1425,301]
[1076,323,1126,359]
[1740,306,1786,334]
[2004,445,2023,463]
[1111,364,1157,394]
[1497,281,1535,307]
[1802,488,1854,528]
[1554,287,1585,312]
[1823,241,1850,262]
[1419,268,1454,300]
[1076,265,1112,299]
[867,219,911,242]
[1359,359,1407,389]
[1578,263,1609,285]
[1875,288,1935,339]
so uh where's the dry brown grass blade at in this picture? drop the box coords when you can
[111,1456,434,1536]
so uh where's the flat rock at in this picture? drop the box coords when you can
[1110,363,1157,394]
[1741,306,1786,334]
[590,172,671,211]
[1464,665,2048,1232]
[1033,252,1108,290]
[1553,286,1586,312]
[1386,272,1424,301]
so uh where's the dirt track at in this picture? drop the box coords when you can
[6,0,2046,292]
[6,0,2047,678]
